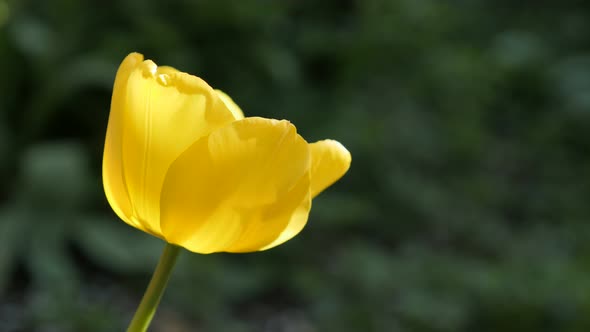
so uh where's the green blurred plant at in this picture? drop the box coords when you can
[2,0,590,331]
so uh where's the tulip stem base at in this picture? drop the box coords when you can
[127,242,181,332]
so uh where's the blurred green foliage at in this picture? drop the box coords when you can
[2,0,590,331]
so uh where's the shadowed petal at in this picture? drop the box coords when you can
[260,139,351,250]
[160,117,311,253]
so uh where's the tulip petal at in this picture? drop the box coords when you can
[259,140,351,250]
[103,53,144,231]
[309,139,351,198]
[115,58,237,236]
[160,117,311,253]
[216,89,245,120]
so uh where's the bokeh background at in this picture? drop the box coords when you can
[2,0,590,331]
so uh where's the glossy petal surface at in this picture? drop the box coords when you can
[159,118,311,253]
[103,53,144,231]
[104,53,352,253]
[216,89,245,120]
[104,54,236,236]
[309,140,352,198]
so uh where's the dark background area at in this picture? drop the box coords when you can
[2,0,590,331]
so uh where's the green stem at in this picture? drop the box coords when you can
[127,243,181,332]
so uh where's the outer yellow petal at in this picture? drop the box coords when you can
[105,53,237,236]
[103,53,144,231]
[309,140,351,198]
[159,117,311,253]
[216,89,245,120]
[260,140,351,250]
[257,190,311,251]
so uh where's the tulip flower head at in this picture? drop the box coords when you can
[103,53,351,254]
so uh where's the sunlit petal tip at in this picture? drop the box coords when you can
[138,59,157,75]
[309,139,352,198]
[323,139,352,164]
[120,52,144,70]
[111,53,144,91]
[216,89,245,120]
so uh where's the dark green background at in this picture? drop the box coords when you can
[2,0,590,331]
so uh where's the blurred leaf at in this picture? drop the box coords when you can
[0,208,29,294]
[9,15,56,60]
[2,1,590,331]
[20,141,90,210]
[75,216,162,274]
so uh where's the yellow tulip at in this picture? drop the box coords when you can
[102,52,351,254]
